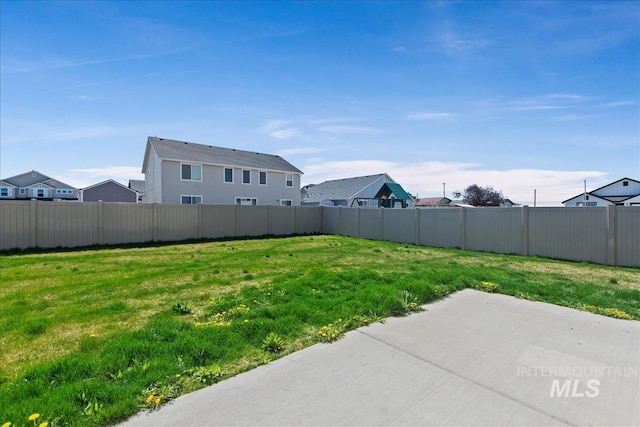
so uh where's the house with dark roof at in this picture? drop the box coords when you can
[415,197,452,207]
[301,173,413,207]
[128,179,145,202]
[80,179,139,203]
[142,137,303,205]
[0,170,79,201]
[563,177,640,207]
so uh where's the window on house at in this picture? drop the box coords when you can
[586,202,597,207]
[286,173,293,187]
[181,164,202,181]
[36,189,45,198]
[623,181,629,186]
[1,188,8,197]
[280,199,292,206]
[259,171,267,186]
[243,169,251,184]
[181,195,202,204]
[224,168,233,183]
[235,197,257,205]
[19,188,26,194]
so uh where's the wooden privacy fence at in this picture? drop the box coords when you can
[1,201,638,267]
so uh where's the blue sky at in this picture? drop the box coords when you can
[1,1,638,205]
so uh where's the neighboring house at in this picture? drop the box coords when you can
[563,177,640,207]
[0,170,79,201]
[142,136,303,205]
[415,197,452,207]
[500,199,520,207]
[80,179,138,202]
[301,173,413,207]
[374,182,414,208]
[128,179,145,202]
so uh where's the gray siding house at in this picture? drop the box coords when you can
[81,179,138,202]
[142,137,303,205]
[128,179,145,202]
[0,170,79,201]
[301,173,413,207]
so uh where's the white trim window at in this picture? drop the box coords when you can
[235,197,257,205]
[259,171,267,186]
[242,169,251,185]
[181,163,202,181]
[280,199,293,206]
[0,187,9,197]
[286,173,293,188]
[36,188,46,198]
[224,167,234,183]
[181,195,203,204]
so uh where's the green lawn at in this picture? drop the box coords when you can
[1,235,638,426]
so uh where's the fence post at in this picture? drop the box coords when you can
[607,205,616,266]
[522,205,529,257]
[460,207,467,250]
[198,203,203,239]
[380,207,384,241]
[30,199,37,248]
[153,202,158,242]
[97,200,104,245]
[415,208,421,246]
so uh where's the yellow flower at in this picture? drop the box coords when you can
[2,422,11,427]
[89,333,97,338]
[39,423,49,427]
[28,414,40,422]
[146,394,155,403]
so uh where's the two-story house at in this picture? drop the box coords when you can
[0,170,79,201]
[563,177,640,207]
[141,136,303,205]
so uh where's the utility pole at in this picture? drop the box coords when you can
[442,183,446,198]
[534,189,536,207]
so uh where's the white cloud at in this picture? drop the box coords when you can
[277,147,326,156]
[258,120,292,133]
[49,127,114,141]
[554,114,597,121]
[65,166,144,188]
[597,101,636,108]
[317,125,381,134]
[301,159,608,206]
[270,128,299,140]
[407,112,456,120]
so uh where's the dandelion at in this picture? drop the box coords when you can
[39,423,49,427]
[89,333,97,338]
[2,422,11,427]
[28,414,40,422]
